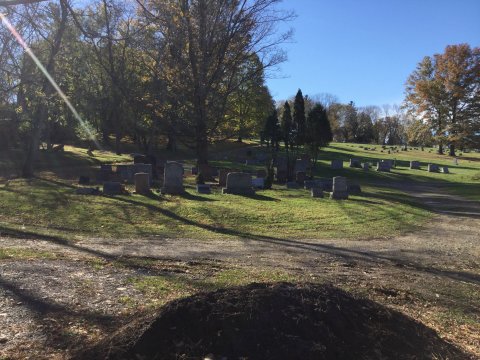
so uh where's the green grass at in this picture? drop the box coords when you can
[1,141,478,241]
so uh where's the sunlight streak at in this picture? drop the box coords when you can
[0,12,102,150]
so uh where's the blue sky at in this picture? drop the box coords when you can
[266,0,480,107]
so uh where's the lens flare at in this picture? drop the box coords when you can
[0,12,101,150]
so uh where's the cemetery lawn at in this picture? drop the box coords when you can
[1,142,479,359]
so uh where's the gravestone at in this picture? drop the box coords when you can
[103,182,123,196]
[316,178,333,192]
[222,173,254,195]
[362,163,369,171]
[196,184,211,194]
[275,166,288,183]
[428,164,439,172]
[252,177,265,189]
[349,158,361,168]
[330,177,348,200]
[376,161,391,172]
[134,164,153,185]
[441,166,449,174]
[311,187,324,198]
[410,161,420,170]
[347,183,362,195]
[116,164,135,183]
[191,167,198,176]
[161,162,184,195]
[331,160,343,170]
[135,173,150,195]
[78,176,90,185]
[98,164,113,182]
[296,171,306,185]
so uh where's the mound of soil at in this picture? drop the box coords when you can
[85,283,466,360]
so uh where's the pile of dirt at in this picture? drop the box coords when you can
[81,282,467,360]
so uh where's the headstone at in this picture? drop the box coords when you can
[103,182,123,196]
[428,164,440,172]
[331,160,343,170]
[383,159,394,168]
[296,171,306,185]
[304,180,318,190]
[441,166,449,174]
[347,183,362,195]
[311,187,324,198]
[316,178,333,192]
[376,161,391,172]
[135,173,150,194]
[349,158,361,168]
[134,164,153,185]
[161,162,184,194]
[256,169,267,178]
[196,184,211,194]
[98,164,113,182]
[191,167,198,176]
[362,163,369,171]
[330,177,348,200]
[78,176,90,185]
[222,173,255,195]
[252,178,265,189]
[410,161,420,170]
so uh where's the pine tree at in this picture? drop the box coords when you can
[305,104,333,175]
[293,89,306,146]
[281,101,293,150]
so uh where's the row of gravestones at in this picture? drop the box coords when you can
[331,159,449,173]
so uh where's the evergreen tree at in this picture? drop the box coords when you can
[305,104,333,175]
[293,89,306,146]
[281,101,293,150]
[263,109,280,149]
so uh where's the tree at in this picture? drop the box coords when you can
[262,109,280,150]
[139,0,292,166]
[305,103,332,175]
[405,44,480,155]
[292,89,306,146]
[343,101,358,142]
[281,101,293,150]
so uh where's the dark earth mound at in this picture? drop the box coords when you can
[80,282,467,360]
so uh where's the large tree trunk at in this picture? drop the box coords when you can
[438,143,444,154]
[449,144,456,156]
[21,0,68,178]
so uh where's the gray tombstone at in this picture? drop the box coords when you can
[331,159,343,170]
[311,187,324,198]
[441,166,449,174]
[410,161,421,170]
[76,187,100,195]
[304,180,317,190]
[362,163,370,171]
[349,158,361,168]
[330,176,348,200]
[252,177,265,189]
[134,164,153,185]
[275,167,288,183]
[376,161,391,172]
[103,182,123,196]
[222,173,255,195]
[428,164,440,172]
[161,162,184,194]
[135,173,150,195]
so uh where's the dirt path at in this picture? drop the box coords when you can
[1,183,479,358]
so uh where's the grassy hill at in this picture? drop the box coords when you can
[0,142,478,242]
